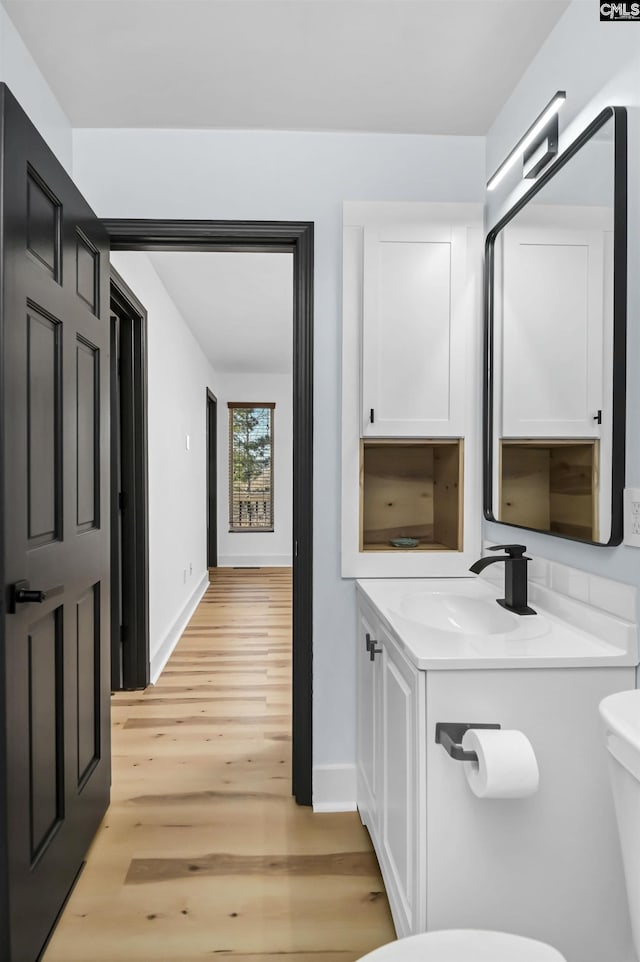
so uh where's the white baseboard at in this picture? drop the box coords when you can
[150,573,209,684]
[312,764,357,813]
[218,555,292,567]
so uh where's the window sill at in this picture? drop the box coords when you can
[229,528,275,534]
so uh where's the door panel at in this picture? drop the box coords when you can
[76,337,99,531]
[382,652,413,918]
[76,586,100,786]
[1,84,111,962]
[26,168,61,278]
[27,306,62,546]
[28,608,64,861]
[75,231,99,314]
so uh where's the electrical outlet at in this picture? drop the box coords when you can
[623,488,640,547]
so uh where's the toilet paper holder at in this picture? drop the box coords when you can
[436,722,501,762]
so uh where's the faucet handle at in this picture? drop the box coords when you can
[488,544,529,559]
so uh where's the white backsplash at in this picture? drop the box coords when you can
[481,541,638,625]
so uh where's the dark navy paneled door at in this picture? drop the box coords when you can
[0,85,111,962]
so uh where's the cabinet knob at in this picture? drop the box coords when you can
[369,644,383,661]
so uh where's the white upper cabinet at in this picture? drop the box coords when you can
[498,224,610,439]
[362,222,469,437]
[342,203,483,578]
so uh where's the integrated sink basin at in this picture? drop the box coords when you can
[386,578,548,645]
[355,577,635,670]
[394,591,520,636]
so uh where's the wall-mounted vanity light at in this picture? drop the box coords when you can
[487,91,566,191]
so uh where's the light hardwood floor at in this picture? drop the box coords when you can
[43,567,395,962]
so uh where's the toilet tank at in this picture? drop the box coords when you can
[600,690,640,961]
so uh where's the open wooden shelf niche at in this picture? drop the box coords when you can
[360,439,463,552]
[500,439,599,542]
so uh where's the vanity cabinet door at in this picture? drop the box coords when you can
[361,224,469,437]
[356,603,383,834]
[379,629,426,938]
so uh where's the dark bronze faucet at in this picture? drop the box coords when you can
[469,544,536,616]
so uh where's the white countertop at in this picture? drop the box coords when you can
[356,577,638,670]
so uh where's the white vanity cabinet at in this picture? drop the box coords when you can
[356,597,426,937]
[355,581,638,961]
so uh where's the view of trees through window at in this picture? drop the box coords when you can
[228,403,274,531]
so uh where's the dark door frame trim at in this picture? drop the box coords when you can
[206,389,218,569]
[102,220,314,806]
[110,268,150,690]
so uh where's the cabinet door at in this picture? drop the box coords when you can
[500,227,607,438]
[356,604,382,834]
[380,629,426,937]
[362,224,468,437]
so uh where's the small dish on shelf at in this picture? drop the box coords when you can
[389,537,419,548]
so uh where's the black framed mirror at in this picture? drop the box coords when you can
[484,106,627,546]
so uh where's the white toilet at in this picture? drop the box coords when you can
[599,689,640,960]
[356,929,566,961]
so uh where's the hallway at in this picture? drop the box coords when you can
[43,567,395,961]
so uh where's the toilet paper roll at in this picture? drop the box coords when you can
[462,728,539,799]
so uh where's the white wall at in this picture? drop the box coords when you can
[0,4,72,172]
[484,0,640,599]
[73,129,485,775]
[111,251,221,682]
[217,373,293,567]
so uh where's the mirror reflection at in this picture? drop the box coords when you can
[485,108,626,545]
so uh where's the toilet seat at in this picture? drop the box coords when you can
[357,930,567,961]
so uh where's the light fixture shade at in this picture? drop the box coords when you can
[522,113,559,179]
[487,91,566,191]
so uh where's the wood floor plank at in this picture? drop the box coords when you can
[144,684,288,693]
[125,851,381,884]
[80,808,381,855]
[42,567,395,962]
[123,712,291,731]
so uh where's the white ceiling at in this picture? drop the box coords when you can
[147,251,293,375]
[3,0,570,135]
[2,0,570,375]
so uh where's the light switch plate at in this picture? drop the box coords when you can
[623,488,640,547]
